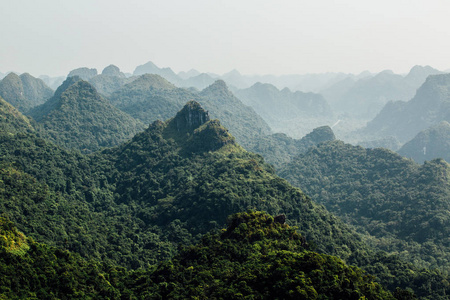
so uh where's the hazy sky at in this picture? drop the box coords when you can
[1,0,449,77]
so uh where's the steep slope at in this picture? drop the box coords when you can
[362,73,450,143]
[398,121,450,163]
[279,140,450,273]
[0,96,35,134]
[198,80,272,148]
[28,77,145,153]
[0,72,53,112]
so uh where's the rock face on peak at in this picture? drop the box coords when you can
[0,72,53,113]
[67,67,98,81]
[173,101,210,132]
[101,64,125,78]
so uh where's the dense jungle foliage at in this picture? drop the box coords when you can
[279,140,450,274]
[1,96,449,298]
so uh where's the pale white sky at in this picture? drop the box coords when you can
[1,0,449,77]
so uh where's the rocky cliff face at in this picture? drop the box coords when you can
[174,100,210,132]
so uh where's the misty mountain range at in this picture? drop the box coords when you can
[1,61,449,165]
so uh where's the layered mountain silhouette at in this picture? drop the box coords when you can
[0,72,53,112]
[322,65,442,118]
[28,76,144,153]
[363,73,450,143]
[235,82,332,126]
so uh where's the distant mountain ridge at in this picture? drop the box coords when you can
[322,66,443,118]
[362,73,450,143]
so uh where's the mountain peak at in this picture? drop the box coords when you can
[67,67,98,81]
[101,64,125,78]
[127,74,176,91]
[200,80,233,98]
[302,126,336,145]
[172,101,210,132]
[54,75,82,94]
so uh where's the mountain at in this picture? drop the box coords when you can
[250,126,336,169]
[279,140,450,274]
[67,67,98,80]
[89,65,134,96]
[177,68,201,79]
[178,72,215,90]
[108,73,188,123]
[324,66,442,118]
[109,76,272,150]
[363,73,450,143]
[1,101,448,297]
[0,101,368,268]
[28,77,145,153]
[198,80,272,148]
[0,96,35,134]
[39,74,65,90]
[101,64,126,78]
[133,60,181,84]
[0,72,53,112]
[235,82,333,136]
[398,121,450,163]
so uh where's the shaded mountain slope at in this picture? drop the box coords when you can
[398,121,450,163]
[0,96,35,134]
[28,77,145,153]
[363,73,450,143]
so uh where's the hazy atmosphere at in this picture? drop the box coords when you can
[2,0,450,77]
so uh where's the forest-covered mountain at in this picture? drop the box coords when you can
[1,212,409,299]
[279,140,450,275]
[362,73,450,143]
[27,76,145,153]
[1,99,449,298]
[108,75,272,149]
[0,96,35,134]
[0,72,53,113]
[398,121,450,163]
